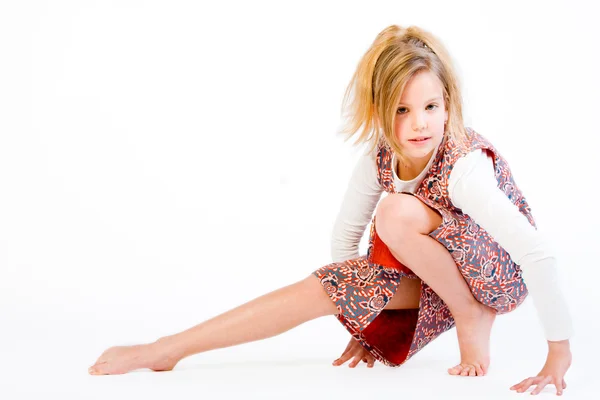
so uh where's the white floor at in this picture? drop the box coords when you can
[2,1,598,398]
[1,275,595,399]
[1,198,597,400]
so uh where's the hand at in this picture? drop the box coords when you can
[332,336,376,368]
[510,340,572,395]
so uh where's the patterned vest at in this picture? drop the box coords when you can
[366,127,534,312]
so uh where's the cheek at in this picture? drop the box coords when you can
[394,119,409,139]
[430,117,446,137]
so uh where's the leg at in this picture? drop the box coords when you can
[384,276,421,310]
[375,193,496,377]
[89,275,338,375]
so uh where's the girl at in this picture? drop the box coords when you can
[88,25,573,395]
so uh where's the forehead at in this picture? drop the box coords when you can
[398,71,443,103]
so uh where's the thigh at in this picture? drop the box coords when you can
[375,193,442,236]
[384,276,421,310]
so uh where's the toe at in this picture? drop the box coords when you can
[468,367,476,377]
[448,364,463,375]
[91,362,110,375]
[474,364,485,376]
[460,366,470,376]
[481,364,488,375]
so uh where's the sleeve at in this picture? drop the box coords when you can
[330,148,384,263]
[448,149,574,341]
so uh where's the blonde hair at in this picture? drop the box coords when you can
[338,25,468,159]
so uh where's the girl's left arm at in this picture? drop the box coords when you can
[449,149,573,395]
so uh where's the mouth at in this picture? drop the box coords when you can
[408,136,431,143]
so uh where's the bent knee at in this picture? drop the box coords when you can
[374,194,419,243]
[375,193,441,244]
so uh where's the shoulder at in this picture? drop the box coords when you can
[453,148,491,173]
[448,147,496,199]
[446,127,494,153]
[442,127,500,171]
[350,144,383,190]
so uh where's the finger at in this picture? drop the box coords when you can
[511,377,530,390]
[344,340,353,351]
[333,351,354,366]
[515,377,536,393]
[518,376,547,392]
[349,355,362,368]
[341,341,355,356]
[555,377,564,396]
[344,343,355,356]
[333,341,354,364]
[367,357,375,368]
[511,376,535,390]
[343,346,362,362]
[562,380,567,389]
[531,376,552,395]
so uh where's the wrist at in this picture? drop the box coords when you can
[547,339,570,353]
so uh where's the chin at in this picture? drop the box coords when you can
[407,144,436,158]
[413,149,435,159]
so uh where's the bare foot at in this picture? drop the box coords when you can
[88,341,180,375]
[448,303,496,377]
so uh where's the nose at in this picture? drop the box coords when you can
[412,112,426,131]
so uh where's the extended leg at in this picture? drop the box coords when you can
[89,274,338,375]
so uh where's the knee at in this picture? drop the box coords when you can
[374,194,423,246]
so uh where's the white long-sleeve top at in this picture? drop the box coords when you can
[330,146,573,341]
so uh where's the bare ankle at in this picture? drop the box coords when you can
[451,300,485,322]
[154,336,186,362]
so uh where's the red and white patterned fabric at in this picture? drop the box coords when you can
[313,127,534,366]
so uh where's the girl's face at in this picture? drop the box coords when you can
[394,70,448,162]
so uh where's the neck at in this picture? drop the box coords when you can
[396,151,434,181]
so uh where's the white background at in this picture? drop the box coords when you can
[1,0,598,398]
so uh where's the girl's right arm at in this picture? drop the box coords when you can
[330,148,384,262]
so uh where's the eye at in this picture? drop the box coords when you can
[396,104,438,115]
